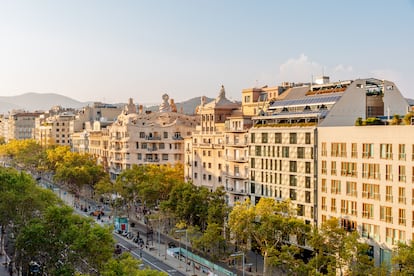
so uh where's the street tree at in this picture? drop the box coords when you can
[103,252,167,276]
[308,217,376,275]
[0,139,45,171]
[228,198,310,276]
[16,205,114,275]
[392,241,414,275]
[161,182,210,229]
[0,167,59,257]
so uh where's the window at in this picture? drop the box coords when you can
[305,176,311,188]
[331,180,341,194]
[351,201,357,216]
[297,204,304,216]
[208,175,212,181]
[139,132,145,138]
[289,133,297,144]
[321,197,327,210]
[261,133,268,143]
[399,165,406,182]
[289,161,297,172]
[289,175,297,186]
[351,143,357,158]
[386,164,393,181]
[162,154,168,160]
[399,144,406,160]
[331,161,337,175]
[331,198,337,212]
[399,209,406,226]
[305,133,311,144]
[194,161,198,167]
[380,206,393,223]
[341,162,357,177]
[331,143,346,157]
[321,160,327,174]
[321,178,327,192]
[362,183,380,200]
[297,147,305,159]
[282,147,289,158]
[346,181,357,197]
[341,200,348,214]
[163,132,168,138]
[362,163,380,180]
[362,143,374,158]
[275,133,282,143]
[208,163,211,168]
[289,189,297,200]
[305,162,311,174]
[399,187,406,204]
[362,203,374,219]
[305,191,311,203]
[386,186,393,202]
[194,173,197,179]
[141,143,147,149]
[255,146,261,156]
[137,153,142,160]
[321,142,327,156]
[380,144,393,159]
[251,133,255,143]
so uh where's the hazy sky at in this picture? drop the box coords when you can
[1,0,413,105]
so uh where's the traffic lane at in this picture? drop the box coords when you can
[113,234,185,276]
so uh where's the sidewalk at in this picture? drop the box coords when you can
[0,254,11,276]
[127,215,264,276]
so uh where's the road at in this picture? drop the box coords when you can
[39,178,186,276]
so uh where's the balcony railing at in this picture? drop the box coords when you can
[144,159,160,163]
[225,187,248,195]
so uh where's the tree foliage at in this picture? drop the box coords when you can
[16,206,114,275]
[228,198,310,275]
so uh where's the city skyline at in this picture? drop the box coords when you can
[1,0,413,105]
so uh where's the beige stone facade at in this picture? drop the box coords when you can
[318,126,414,264]
[37,112,75,146]
[107,99,198,179]
[7,111,42,142]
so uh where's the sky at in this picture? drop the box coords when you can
[0,0,413,105]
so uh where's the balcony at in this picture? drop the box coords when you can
[144,159,160,163]
[224,172,248,180]
[225,141,248,147]
[225,186,248,195]
[147,147,158,152]
[225,156,248,163]
[145,135,161,140]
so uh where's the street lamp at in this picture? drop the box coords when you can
[175,229,188,271]
[230,252,245,276]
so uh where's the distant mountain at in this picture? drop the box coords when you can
[0,93,214,115]
[0,92,88,114]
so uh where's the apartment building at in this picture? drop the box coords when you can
[107,96,198,179]
[7,110,43,142]
[319,126,414,265]
[316,78,411,265]
[186,86,240,192]
[37,112,75,146]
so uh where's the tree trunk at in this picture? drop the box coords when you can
[263,251,269,276]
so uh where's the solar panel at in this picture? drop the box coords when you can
[269,94,342,109]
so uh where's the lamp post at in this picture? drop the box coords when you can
[230,252,245,276]
[175,229,188,271]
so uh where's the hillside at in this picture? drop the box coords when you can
[0,92,87,114]
[0,93,213,115]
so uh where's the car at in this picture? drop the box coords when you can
[90,210,105,216]
[168,241,177,248]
